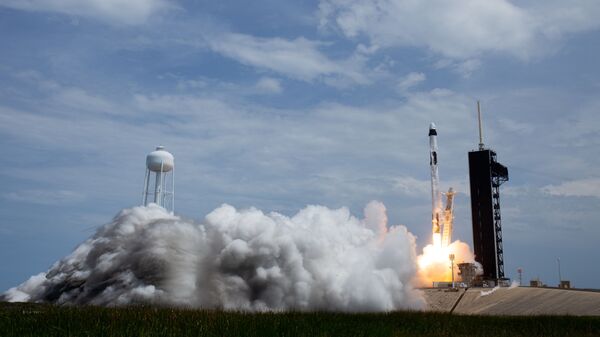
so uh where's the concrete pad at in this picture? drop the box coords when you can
[454,287,600,316]
[421,288,465,312]
[423,286,600,316]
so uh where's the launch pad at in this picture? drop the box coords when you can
[423,286,600,315]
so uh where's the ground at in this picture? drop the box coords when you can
[1,300,600,337]
[422,286,600,315]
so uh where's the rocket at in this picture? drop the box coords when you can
[429,123,443,246]
[428,122,455,248]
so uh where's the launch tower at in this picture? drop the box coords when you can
[468,103,509,281]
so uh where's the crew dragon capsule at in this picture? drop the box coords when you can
[429,123,455,248]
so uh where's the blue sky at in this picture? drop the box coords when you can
[1,0,600,291]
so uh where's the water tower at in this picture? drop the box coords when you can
[142,146,174,212]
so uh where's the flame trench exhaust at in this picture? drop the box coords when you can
[429,123,454,248]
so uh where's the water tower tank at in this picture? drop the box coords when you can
[146,146,174,172]
[142,146,175,212]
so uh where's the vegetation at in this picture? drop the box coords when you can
[1,302,599,337]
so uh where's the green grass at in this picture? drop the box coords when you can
[1,302,599,337]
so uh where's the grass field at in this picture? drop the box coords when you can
[1,302,599,337]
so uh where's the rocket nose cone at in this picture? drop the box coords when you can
[429,122,437,136]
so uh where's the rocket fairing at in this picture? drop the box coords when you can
[429,123,443,242]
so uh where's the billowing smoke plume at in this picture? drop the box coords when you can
[2,202,425,311]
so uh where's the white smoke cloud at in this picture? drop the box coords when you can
[480,286,500,297]
[2,202,425,311]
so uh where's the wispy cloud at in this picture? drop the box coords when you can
[13,70,121,116]
[0,0,173,25]
[254,77,283,94]
[542,178,600,198]
[393,176,429,196]
[206,33,369,85]
[498,118,534,134]
[397,72,425,92]
[4,189,85,205]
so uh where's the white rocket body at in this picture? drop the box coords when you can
[429,123,443,246]
[428,123,455,248]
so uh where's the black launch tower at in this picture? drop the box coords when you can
[468,103,509,281]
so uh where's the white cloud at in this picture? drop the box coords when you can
[498,118,534,134]
[14,70,61,91]
[133,94,239,120]
[433,58,481,78]
[0,0,172,25]
[454,59,482,78]
[318,0,600,60]
[176,79,208,91]
[319,0,535,59]
[254,77,283,94]
[502,186,533,197]
[393,176,429,196]
[528,0,600,38]
[14,70,120,115]
[53,87,117,113]
[542,178,600,198]
[4,189,85,205]
[0,83,479,211]
[207,33,368,84]
[397,72,425,92]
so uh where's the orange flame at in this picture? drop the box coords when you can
[416,239,476,287]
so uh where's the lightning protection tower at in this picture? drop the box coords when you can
[468,102,509,283]
[142,146,174,212]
